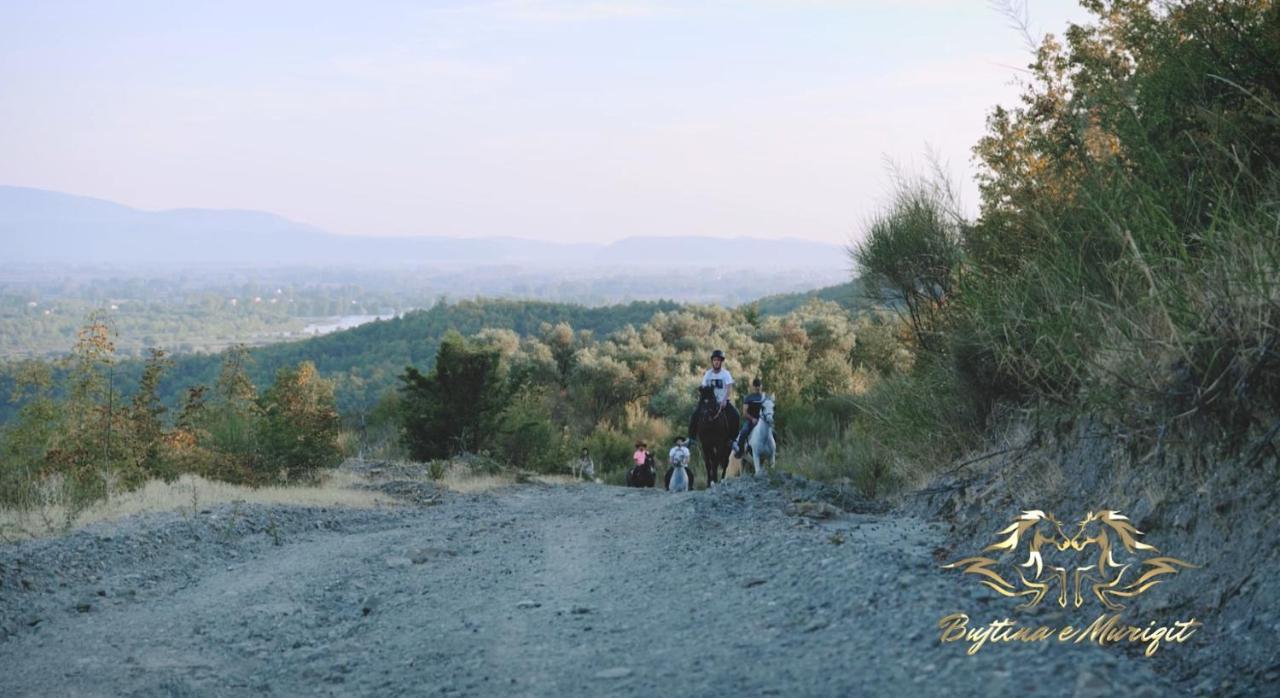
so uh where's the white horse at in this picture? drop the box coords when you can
[746,395,776,476]
[669,462,690,492]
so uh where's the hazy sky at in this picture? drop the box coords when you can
[0,1,1092,244]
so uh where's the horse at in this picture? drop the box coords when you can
[626,461,656,488]
[692,385,738,486]
[745,395,777,476]
[667,462,690,492]
[664,450,694,492]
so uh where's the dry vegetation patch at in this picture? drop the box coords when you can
[0,470,395,542]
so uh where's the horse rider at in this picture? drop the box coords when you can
[633,441,648,469]
[668,436,690,469]
[732,377,765,457]
[688,349,739,442]
[666,435,692,490]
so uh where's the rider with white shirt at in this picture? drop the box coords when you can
[688,349,740,443]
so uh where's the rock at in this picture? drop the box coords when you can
[594,667,632,680]
[742,578,768,588]
[516,600,541,609]
[570,606,592,615]
[74,602,93,613]
[803,619,829,632]
[1073,669,1112,697]
[409,548,456,564]
[1192,678,1216,695]
[384,556,412,569]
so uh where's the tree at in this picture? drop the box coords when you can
[128,348,175,482]
[202,345,262,481]
[567,351,640,428]
[0,361,59,510]
[852,177,964,353]
[46,315,125,509]
[258,361,342,481]
[399,331,505,460]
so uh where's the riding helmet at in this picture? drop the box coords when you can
[710,349,725,360]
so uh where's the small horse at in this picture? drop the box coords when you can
[745,395,777,476]
[663,447,694,491]
[626,461,656,488]
[692,385,738,486]
[667,463,690,492]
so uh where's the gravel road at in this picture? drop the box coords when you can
[1,476,1188,697]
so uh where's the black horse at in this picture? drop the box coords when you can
[690,385,739,486]
[626,455,656,488]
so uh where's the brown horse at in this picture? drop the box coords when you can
[691,385,738,486]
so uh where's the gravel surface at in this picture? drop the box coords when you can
[1,476,1185,697]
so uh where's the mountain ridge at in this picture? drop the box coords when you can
[0,185,847,269]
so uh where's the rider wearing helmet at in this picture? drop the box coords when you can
[688,349,739,442]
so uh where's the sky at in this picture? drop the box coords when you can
[0,1,1094,245]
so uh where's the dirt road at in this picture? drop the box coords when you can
[0,476,1184,696]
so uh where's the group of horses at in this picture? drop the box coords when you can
[625,386,776,490]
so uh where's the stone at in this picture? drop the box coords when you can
[594,667,632,679]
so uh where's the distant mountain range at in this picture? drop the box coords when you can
[0,186,849,269]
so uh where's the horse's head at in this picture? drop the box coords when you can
[697,384,717,406]
[761,395,775,425]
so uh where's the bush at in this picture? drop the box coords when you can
[496,389,567,473]
[257,361,343,482]
[852,176,965,353]
[957,0,1280,437]
[583,425,634,477]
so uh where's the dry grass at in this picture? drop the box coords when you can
[0,470,394,542]
[0,461,589,542]
[433,464,578,492]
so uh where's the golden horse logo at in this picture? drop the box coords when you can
[943,510,1196,610]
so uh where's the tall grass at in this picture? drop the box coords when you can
[958,162,1280,437]
[783,359,981,496]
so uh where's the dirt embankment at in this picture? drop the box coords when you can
[0,470,1193,697]
[909,417,1280,696]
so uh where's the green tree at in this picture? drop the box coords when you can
[399,331,504,460]
[47,316,125,509]
[202,345,262,481]
[496,388,563,472]
[852,177,964,353]
[128,348,175,482]
[0,361,59,510]
[258,361,342,481]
